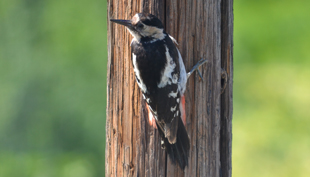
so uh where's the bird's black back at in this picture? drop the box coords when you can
[131,34,180,123]
[131,30,189,170]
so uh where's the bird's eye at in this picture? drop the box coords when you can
[136,23,144,29]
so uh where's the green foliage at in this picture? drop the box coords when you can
[233,0,310,176]
[0,0,107,176]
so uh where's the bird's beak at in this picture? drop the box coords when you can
[110,19,133,28]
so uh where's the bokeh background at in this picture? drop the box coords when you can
[0,0,309,177]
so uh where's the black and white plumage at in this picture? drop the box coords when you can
[111,13,190,169]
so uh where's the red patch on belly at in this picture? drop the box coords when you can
[146,103,157,129]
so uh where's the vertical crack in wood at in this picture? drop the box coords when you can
[220,0,233,176]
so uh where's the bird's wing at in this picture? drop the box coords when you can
[145,36,182,144]
[145,81,181,144]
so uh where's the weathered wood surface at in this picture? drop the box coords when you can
[106,0,233,176]
[220,0,233,177]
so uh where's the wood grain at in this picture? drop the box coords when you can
[106,0,233,176]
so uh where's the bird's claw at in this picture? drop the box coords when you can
[187,59,208,81]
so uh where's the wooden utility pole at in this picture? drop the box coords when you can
[106,0,233,177]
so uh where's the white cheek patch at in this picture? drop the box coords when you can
[149,27,165,40]
[158,45,176,88]
[140,24,166,42]
[132,53,147,93]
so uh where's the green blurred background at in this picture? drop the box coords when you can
[0,0,309,177]
[233,1,310,177]
[1,0,107,176]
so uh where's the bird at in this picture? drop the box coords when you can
[110,13,207,169]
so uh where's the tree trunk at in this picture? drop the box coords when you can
[106,0,233,177]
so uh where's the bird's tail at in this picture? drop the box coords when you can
[158,118,190,169]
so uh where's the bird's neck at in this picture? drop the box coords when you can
[139,32,167,44]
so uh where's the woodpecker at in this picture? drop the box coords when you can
[110,13,207,169]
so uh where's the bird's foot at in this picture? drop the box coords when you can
[187,59,208,81]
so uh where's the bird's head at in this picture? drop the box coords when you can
[110,13,165,42]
